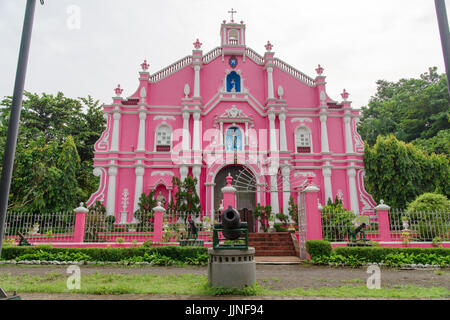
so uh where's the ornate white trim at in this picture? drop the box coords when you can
[151,170,175,177]
[154,115,176,121]
[291,117,312,123]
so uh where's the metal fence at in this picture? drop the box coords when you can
[321,208,450,242]
[389,208,450,242]
[3,211,76,243]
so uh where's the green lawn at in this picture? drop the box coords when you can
[0,272,449,298]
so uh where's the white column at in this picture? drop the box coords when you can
[136,109,146,152]
[344,114,353,153]
[180,165,189,182]
[270,174,279,214]
[182,111,190,151]
[110,108,121,152]
[132,165,145,216]
[279,112,287,152]
[267,66,275,100]
[320,113,330,153]
[192,112,200,151]
[268,112,278,153]
[210,184,215,223]
[347,166,359,214]
[281,166,291,218]
[106,165,118,216]
[322,165,333,203]
[192,165,201,196]
[193,65,201,97]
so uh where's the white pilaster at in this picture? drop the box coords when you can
[279,112,287,152]
[192,111,201,151]
[281,166,291,218]
[182,111,190,151]
[132,164,145,216]
[106,165,118,216]
[193,65,201,97]
[267,66,274,100]
[110,108,121,152]
[270,174,279,214]
[320,113,330,153]
[344,114,353,153]
[322,164,333,203]
[268,112,278,153]
[180,165,189,182]
[136,108,146,152]
[192,165,201,196]
[347,165,359,214]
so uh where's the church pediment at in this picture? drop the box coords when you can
[214,105,254,126]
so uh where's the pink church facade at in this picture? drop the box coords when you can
[87,17,376,228]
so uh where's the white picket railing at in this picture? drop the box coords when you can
[202,47,222,64]
[272,58,316,87]
[149,55,193,83]
[245,48,264,65]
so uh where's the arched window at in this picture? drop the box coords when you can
[226,71,241,92]
[295,127,311,153]
[225,127,243,152]
[155,125,172,152]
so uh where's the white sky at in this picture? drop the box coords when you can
[0,0,448,109]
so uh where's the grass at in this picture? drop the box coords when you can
[0,272,449,298]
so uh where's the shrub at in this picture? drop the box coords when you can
[305,240,332,258]
[321,197,356,241]
[407,193,450,213]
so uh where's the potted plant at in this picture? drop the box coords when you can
[401,214,409,230]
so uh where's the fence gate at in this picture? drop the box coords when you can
[297,190,307,259]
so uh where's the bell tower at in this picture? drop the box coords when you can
[220,8,246,47]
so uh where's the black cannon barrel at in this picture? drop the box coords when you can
[220,206,247,240]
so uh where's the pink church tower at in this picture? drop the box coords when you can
[87,11,376,230]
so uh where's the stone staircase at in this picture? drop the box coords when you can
[248,232,298,256]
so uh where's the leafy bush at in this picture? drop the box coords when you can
[407,193,450,212]
[321,197,356,241]
[305,240,332,258]
[0,245,208,265]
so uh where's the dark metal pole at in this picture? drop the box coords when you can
[435,0,450,94]
[0,0,38,257]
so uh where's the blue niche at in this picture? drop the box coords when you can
[226,71,241,93]
[225,127,243,152]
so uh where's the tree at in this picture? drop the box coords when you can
[358,67,449,146]
[0,92,106,212]
[364,135,450,209]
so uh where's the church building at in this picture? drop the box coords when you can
[87,12,376,230]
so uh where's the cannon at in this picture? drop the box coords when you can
[212,206,248,249]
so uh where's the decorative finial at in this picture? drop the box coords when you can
[315,64,324,75]
[193,38,202,50]
[228,8,237,22]
[341,89,350,101]
[265,41,273,52]
[226,173,233,186]
[114,84,123,97]
[141,60,149,71]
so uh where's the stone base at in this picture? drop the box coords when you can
[180,239,204,247]
[208,247,256,289]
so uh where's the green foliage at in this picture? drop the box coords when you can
[287,196,298,225]
[305,240,333,258]
[134,190,156,231]
[364,135,450,209]
[0,92,106,212]
[310,246,450,267]
[407,193,450,213]
[253,204,271,232]
[412,129,450,155]
[0,245,209,265]
[358,67,449,146]
[321,197,356,241]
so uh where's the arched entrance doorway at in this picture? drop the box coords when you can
[214,165,257,232]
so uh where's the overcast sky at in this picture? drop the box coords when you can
[1,0,448,109]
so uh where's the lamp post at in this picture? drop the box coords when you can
[435,0,450,94]
[0,0,42,259]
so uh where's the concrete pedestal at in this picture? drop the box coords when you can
[207,247,256,289]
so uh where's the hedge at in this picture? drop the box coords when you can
[334,246,450,263]
[0,245,208,262]
[305,240,332,259]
